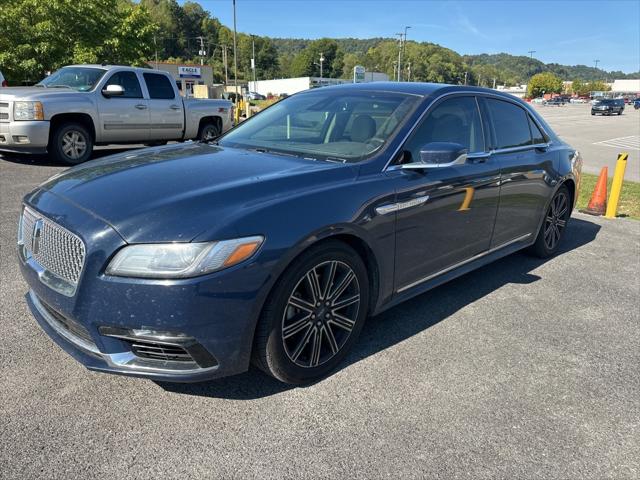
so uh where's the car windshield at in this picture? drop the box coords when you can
[37,67,106,91]
[218,90,419,162]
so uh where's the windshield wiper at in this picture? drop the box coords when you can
[48,85,72,89]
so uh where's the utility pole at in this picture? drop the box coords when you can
[403,26,411,81]
[232,0,238,104]
[153,34,158,70]
[396,33,403,81]
[197,36,206,66]
[594,59,600,70]
[528,50,536,59]
[222,45,228,85]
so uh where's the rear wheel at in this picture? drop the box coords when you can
[253,241,369,384]
[198,121,220,142]
[529,185,571,258]
[50,122,93,165]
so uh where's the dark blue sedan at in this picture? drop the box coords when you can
[18,83,582,384]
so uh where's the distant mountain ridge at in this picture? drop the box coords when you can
[270,37,639,82]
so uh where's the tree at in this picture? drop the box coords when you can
[527,72,563,98]
[0,0,157,84]
[290,38,342,78]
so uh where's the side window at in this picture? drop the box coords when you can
[104,72,142,99]
[143,73,175,99]
[529,116,546,144]
[404,96,484,162]
[486,99,532,149]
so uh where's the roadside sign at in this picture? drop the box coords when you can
[354,65,365,83]
[179,66,202,78]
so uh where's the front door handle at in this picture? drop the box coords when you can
[134,104,147,110]
[467,152,491,164]
[169,105,181,111]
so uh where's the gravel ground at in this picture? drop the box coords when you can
[1,153,639,479]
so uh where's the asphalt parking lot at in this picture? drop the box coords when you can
[532,103,640,181]
[1,113,639,478]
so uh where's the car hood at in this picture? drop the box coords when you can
[37,143,355,243]
[0,87,83,101]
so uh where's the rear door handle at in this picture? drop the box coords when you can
[135,104,147,110]
[170,105,181,111]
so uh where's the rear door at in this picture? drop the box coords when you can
[97,71,149,143]
[481,97,555,247]
[142,72,185,140]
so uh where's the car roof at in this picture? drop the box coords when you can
[304,81,527,103]
[63,64,161,74]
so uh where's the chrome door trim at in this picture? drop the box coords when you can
[382,90,553,172]
[396,232,532,293]
[375,195,429,215]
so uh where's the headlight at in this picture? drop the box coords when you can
[106,236,264,278]
[14,101,44,121]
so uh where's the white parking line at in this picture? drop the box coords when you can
[593,135,640,151]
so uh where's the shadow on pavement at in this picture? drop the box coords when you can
[159,216,601,400]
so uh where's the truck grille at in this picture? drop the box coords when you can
[0,102,9,122]
[20,206,86,289]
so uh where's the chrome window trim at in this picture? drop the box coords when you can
[396,232,532,293]
[383,90,553,172]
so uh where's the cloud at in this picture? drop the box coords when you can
[452,2,489,39]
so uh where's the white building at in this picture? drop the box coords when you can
[611,79,640,94]
[496,84,527,98]
[248,72,389,97]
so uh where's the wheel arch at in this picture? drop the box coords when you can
[198,116,222,133]
[49,113,96,144]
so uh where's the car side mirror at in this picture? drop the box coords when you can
[402,142,468,170]
[102,84,124,97]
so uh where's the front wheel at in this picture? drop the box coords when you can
[252,241,370,384]
[529,185,571,258]
[50,123,93,165]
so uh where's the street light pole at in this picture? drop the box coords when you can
[396,33,403,81]
[319,53,325,83]
[252,36,256,88]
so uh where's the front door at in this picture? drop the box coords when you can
[142,72,185,141]
[97,71,149,143]
[390,95,501,292]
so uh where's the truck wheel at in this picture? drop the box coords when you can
[50,123,93,165]
[198,122,220,142]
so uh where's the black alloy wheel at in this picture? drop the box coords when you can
[529,185,571,258]
[253,240,369,384]
[282,260,360,368]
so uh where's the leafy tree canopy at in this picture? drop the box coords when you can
[527,72,563,97]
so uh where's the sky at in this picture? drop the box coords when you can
[193,0,640,73]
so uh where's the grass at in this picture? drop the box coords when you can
[577,173,640,219]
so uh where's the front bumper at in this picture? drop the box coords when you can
[0,121,50,153]
[18,191,272,382]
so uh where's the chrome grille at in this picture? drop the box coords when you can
[20,206,86,286]
[0,102,8,122]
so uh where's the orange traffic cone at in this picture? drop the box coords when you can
[581,167,608,216]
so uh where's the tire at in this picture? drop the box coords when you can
[145,141,167,147]
[49,122,93,165]
[252,240,370,384]
[197,121,220,142]
[528,185,571,258]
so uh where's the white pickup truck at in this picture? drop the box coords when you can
[0,65,233,164]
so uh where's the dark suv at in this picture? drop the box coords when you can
[591,98,625,115]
